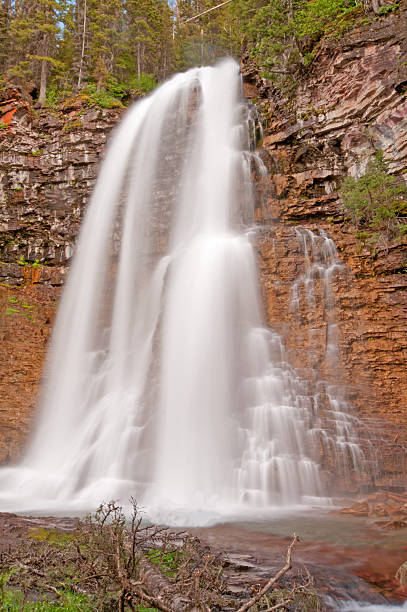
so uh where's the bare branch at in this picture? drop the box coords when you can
[182,0,233,24]
[235,534,299,612]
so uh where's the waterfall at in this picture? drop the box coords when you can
[0,60,365,521]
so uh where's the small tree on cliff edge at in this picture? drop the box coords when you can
[7,0,62,105]
[340,151,407,251]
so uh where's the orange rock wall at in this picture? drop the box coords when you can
[244,9,407,477]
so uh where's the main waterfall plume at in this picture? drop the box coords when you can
[0,60,364,521]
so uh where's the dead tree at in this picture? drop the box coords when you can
[0,501,316,612]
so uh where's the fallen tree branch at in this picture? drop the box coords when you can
[235,534,299,612]
[1,505,308,612]
[263,598,293,611]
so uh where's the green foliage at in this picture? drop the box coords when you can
[5,294,35,321]
[28,527,73,547]
[0,0,174,103]
[17,256,41,267]
[0,580,93,611]
[130,73,157,95]
[340,151,407,250]
[378,2,399,14]
[144,549,182,577]
[295,0,358,39]
[5,307,20,315]
[231,0,368,90]
[46,86,61,109]
[82,83,124,108]
[0,569,17,604]
[80,72,156,109]
[235,0,298,82]
[5,0,61,98]
[175,0,239,70]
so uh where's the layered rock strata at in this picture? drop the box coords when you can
[244,8,407,482]
[0,92,122,461]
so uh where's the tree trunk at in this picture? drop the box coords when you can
[286,0,294,19]
[77,0,87,90]
[371,0,380,13]
[38,57,47,106]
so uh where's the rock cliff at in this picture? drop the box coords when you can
[0,91,122,461]
[243,7,407,481]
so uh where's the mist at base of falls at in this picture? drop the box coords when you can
[330,601,407,611]
[0,59,366,525]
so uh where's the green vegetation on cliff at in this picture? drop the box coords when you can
[232,0,400,88]
[340,151,407,251]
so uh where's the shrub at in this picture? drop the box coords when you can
[295,0,358,39]
[340,151,407,250]
[82,83,124,109]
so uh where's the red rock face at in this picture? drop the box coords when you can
[0,92,123,285]
[244,9,407,483]
[0,281,59,463]
[0,90,125,462]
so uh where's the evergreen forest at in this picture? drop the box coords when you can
[0,0,397,108]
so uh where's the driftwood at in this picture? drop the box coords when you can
[235,534,299,612]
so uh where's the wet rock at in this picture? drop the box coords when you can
[245,9,407,477]
[0,87,123,284]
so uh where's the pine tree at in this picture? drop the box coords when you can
[7,0,62,104]
[174,0,238,70]
[0,0,12,76]
[87,0,123,89]
[117,0,175,84]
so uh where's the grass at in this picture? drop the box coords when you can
[0,588,93,611]
[28,528,73,548]
[144,549,181,578]
[0,583,158,611]
[5,295,35,322]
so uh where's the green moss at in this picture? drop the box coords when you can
[378,3,399,14]
[27,149,43,157]
[4,294,36,322]
[18,256,42,269]
[62,120,83,133]
[0,583,93,611]
[144,549,182,578]
[28,528,73,547]
[5,307,20,315]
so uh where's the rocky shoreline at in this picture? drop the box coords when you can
[0,507,406,611]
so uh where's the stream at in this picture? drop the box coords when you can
[189,509,407,610]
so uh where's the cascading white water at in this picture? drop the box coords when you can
[0,60,364,520]
[290,228,366,480]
